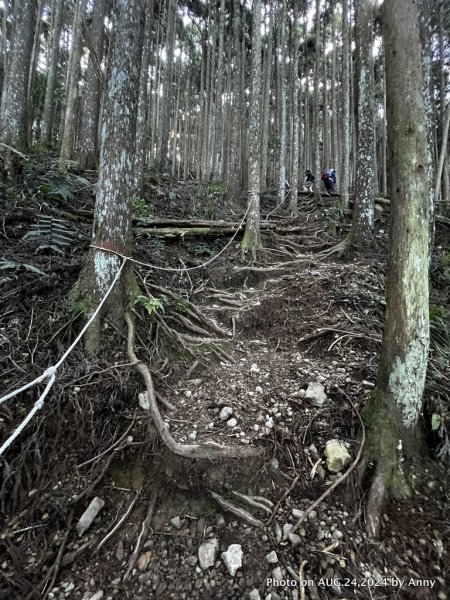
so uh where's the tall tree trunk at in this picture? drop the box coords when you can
[289,3,301,217]
[135,0,153,191]
[0,0,37,156]
[352,0,376,249]
[339,0,350,208]
[159,0,176,171]
[42,0,65,147]
[59,0,86,167]
[241,0,262,260]
[212,0,225,180]
[362,0,430,538]
[312,0,322,202]
[277,2,287,207]
[70,0,145,354]
[260,2,273,191]
[78,0,107,169]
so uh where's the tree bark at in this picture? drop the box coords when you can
[362,0,430,537]
[0,0,37,153]
[59,0,86,167]
[71,0,145,354]
[352,0,376,249]
[78,0,107,169]
[241,0,263,260]
[42,0,65,147]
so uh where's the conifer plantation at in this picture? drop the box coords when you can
[0,0,449,597]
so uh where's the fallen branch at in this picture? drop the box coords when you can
[95,489,142,554]
[267,475,300,525]
[123,491,158,582]
[210,490,265,529]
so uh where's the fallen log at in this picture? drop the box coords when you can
[135,222,276,238]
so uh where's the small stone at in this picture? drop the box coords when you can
[138,391,150,410]
[282,524,293,540]
[89,593,104,600]
[220,406,233,421]
[265,551,278,564]
[227,418,237,428]
[288,533,301,547]
[76,497,105,537]
[255,386,263,393]
[184,555,198,566]
[265,417,274,429]
[332,530,343,540]
[170,516,182,529]
[272,567,283,581]
[198,538,219,570]
[65,582,75,593]
[362,380,375,388]
[292,509,304,519]
[188,431,197,441]
[249,590,261,600]
[221,544,243,576]
[250,364,260,374]
[324,440,351,473]
[137,551,152,572]
[304,382,327,407]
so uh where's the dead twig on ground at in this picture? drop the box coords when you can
[123,491,158,582]
[95,489,142,554]
[267,475,300,525]
[209,490,265,529]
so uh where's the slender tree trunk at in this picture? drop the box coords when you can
[352,0,376,249]
[241,0,262,260]
[135,0,153,190]
[78,0,107,169]
[362,0,430,537]
[0,0,37,155]
[289,3,300,217]
[212,0,225,180]
[159,0,176,171]
[42,0,65,147]
[339,0,350,208]
[59,0,86,167]
[260,2,273,191]
[312,0,322,202]
[71,0,145,355]
[277,1,287,207]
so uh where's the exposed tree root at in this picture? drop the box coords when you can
[317,234,351,258]
[125,312,261,460]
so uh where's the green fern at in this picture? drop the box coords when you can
[0,259,46,278]
[23,215,80,255]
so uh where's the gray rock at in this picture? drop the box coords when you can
[76,498,105,537]
[304,382,327,407]
[188,431,197,441]
[198,538,219,570]
[170,516,182,529]
[227,418,237,428]
[274,523,282,544]
[282,524,293,540]
[219,406,233,421]
[287,533,302,547]
[221,544,243,576]
[332,530,343,540]
[249,590,261,600]
[292,509,304,519]
[265,550,278,564]
[89,593,104,600]
[272,567,283,581]
[324,440,351,473]
[184,555,198,567]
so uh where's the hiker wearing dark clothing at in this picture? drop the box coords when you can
[304,169,315,192]
[321,169,336,195]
